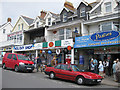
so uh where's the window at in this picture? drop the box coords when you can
[70,65,79,71]
[55,64,61,69]
[63,13,67,22]
[18,24,20,30]
[61,65,69,70]
[66,28,72,39]
[59,29,64,40]
[14,35,16,40]
[13,55,17,60]
[17,55,29,61]
[20,34,22,41]
[101,22,112,31]
[36,22,39,27]
[105,2,112,13]
[80,7,85,17]
[113,22,120,31]
[22,23,24,30]
[3,29,6,34]
[48,18,51,25]
[7,54,12,59]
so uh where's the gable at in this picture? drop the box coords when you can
[12,17,29,32]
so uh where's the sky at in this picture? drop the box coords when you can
[0,0,96,26]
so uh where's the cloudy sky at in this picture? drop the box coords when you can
[0,0,96,26]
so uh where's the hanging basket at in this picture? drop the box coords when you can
[53,31,57,34]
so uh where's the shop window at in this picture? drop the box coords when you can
[63,13,67,22]
[48,18,51,25]
[100,22,112,31]
[105,2,112,13]
[20,34,22,41]
[80,7,85,17]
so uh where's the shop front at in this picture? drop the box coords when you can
[74,30,120,70]
[13,39,74,65]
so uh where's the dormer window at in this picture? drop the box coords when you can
[63,13,67,22]
[48,18,51,25]
[36,22,39,27]
[105,2,112,13]
[80,7,85,17]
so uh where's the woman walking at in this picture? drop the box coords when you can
[98,61,104,78]
[112,60,117,81]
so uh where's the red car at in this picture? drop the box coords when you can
[45,64,103,84]
[2,53,34,72]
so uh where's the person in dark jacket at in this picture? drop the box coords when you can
[36,55,42,72]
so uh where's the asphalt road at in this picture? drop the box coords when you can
[1,68,119,88]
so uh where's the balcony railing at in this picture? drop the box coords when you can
[0,39,23,47]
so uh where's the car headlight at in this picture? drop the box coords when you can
[19,62,24,65]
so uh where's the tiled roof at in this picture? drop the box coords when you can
[21,15,34,25]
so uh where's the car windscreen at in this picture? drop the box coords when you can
[17,55,30,61]
[70,65,80,71]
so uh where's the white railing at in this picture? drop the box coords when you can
[0,39,23,47]
[45,34,72,42]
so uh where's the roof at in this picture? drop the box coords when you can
[0,23,7,28]
[89,2,99,8]
[21,15,34,25]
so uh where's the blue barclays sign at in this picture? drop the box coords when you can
[74,31,120,48]
[90,31,120,41]
[13,44,33,51]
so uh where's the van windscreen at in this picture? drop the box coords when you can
[17,55,30,61]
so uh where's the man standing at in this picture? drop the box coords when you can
[36,55,42,72]
[93,58,98,74]
[116,58,120,83]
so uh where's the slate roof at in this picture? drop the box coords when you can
[89,2,99,8]
[0,23,7,28]
[21,15,34,25]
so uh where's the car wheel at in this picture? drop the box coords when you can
[49,72,55,79]
[76,76,85,85]
[15,66,19,72]
[2,63,6,69]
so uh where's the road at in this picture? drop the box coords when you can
[1,68,119,88]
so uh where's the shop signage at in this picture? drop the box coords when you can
[67,46,71,51]
[48,41,55,48]
[61,39,73,47]
[34,43,42,49]
[56,49,60,55]
[13,44,33,51]
[74,31,120,48]
[90,31,120,41]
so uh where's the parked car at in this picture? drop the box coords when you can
[45,64,103,85]
[2,53,34,72]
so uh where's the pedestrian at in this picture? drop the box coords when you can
[36,55,42,72]
[116,58,120,83]
[98,61,104,78]
[93,58,98,74]
[51,56,57,66]
[106,60,109,76]
[112,60,117,81]
[103,60,107,75]
[90,58,94,73]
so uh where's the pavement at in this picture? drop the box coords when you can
[101,75,120,87]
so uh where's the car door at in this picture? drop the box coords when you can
[53,64,61,78]
[6,54,13,68]
[11,54,17,69]
[60,64,75,80]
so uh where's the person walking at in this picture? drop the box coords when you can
[116,58,120,83]
[112,60,117,81]
[36,55,42,72]
[90,58,94,73]
[98,61,104,78]
[93,58,98,74]
[103,60,107,76]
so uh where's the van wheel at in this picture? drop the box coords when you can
[15,66,19,72]
[2,63,6,69]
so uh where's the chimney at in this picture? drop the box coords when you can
[64,1,75,11]
[7,18,11,22]
[40,10,47,19]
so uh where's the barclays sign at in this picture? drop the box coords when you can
[90,31,120,41]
